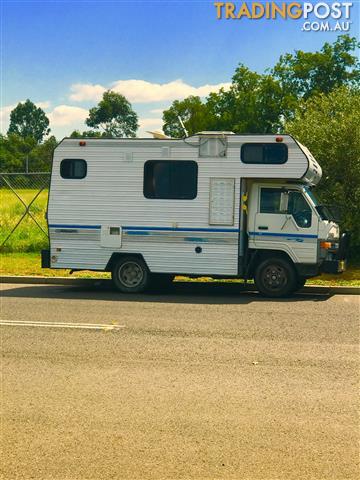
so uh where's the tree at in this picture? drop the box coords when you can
[206,65,290,133]
[272,35,360,101]
[286,87,360,255]
[7,99,50,143]
[85,90,138,137]
[163,66,290,136]
[29,136,58,171]
[0,133,56,172]
[0,134,37,172]
[162,96,213,137]
[162,35,359,136]
[70,130,106,138]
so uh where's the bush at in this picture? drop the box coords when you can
[286,87,360,258]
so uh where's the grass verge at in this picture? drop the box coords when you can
[0,189,48,252]
[1,253,359,286]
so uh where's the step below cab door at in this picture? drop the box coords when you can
[250,185,319,264]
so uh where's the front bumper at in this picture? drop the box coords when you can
[319,232,350,274]
[321,259,346,274]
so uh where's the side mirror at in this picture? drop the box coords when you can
[280,191,289,213]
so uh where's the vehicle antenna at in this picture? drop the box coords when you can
[177,116,189,138]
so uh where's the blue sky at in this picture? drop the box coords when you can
[1,0,359,138]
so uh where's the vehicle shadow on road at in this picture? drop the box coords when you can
[1,281,333,305]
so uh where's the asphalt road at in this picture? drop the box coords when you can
[1,283,359,480]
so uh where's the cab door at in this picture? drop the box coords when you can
[251,186,319,264]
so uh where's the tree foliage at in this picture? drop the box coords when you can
[162,35,359,137]
[85,90,138,137]
[163,96,212,138]
[207,65,289,133]
[7,99,50,143]
[69,130,107,138]
[163,66,293,136]
[272,35,360,100]
[286,87,360,252]
[0,134,56,172]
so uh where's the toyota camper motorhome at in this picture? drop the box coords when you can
[42,132,348,297]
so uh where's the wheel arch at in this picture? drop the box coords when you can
[105,252,149,272]
[247,249,296,278]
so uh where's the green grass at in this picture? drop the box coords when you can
[0,189,49,252]
[1,253,359,286]
[0,253,110,278]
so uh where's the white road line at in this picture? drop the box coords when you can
[0,320,125,331]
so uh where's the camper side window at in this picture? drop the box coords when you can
[60,159,87,179]
[144,160,198,199]
[241,144,287,164]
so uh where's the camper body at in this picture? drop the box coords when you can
[43,133,348,297]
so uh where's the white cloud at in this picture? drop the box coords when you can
[149,108,165,114]
[69,79,231,104]
[36,101,51,110]
[0,104,16,131]
[139,117,163,128]
[47,105,88,127]
[69,83,106,102]
[138,117,163,137]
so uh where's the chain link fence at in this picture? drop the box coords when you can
[0,172,51,252]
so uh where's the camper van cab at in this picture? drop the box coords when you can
[43,132,349,297]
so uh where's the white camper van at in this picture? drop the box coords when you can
[43,132,349,297]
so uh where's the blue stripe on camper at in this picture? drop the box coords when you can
[48,225,317,240]
[49,224,239,233]
[49,224,101,229]
[123,226,239,233]
[249,231,317,239]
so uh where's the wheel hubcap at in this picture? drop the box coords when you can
[262,264,287,291]
[119,262,144,287]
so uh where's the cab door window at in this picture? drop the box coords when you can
[260,188,282,213]
[288,191,312,228]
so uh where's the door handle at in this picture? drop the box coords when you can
[258,226,268,230]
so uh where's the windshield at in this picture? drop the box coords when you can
[304,187,320,206]
[304,187,341,223]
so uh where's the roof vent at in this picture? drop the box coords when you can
[199,135,228,158]
[197,131,235,135]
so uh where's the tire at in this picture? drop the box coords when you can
[112,256,149,293]
[254,257,296,298]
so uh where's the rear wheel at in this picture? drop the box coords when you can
[254,257,296,298]
[112,256,149,293]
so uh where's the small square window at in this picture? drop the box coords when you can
[60,159,87,179]
[110,227,120,235]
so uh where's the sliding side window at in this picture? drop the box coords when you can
[144,160,198,199]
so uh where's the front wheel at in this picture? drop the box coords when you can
[254,257,296,298]
[112,256,149,293]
